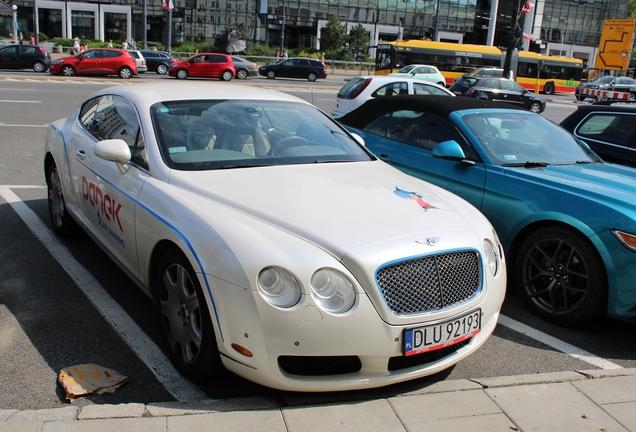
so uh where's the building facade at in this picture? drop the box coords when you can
[0,0,630,67]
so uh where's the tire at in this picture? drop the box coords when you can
[60,65,75,76]
[176,69,188,79]
[236,69,248,80]
[156,248,224,381]
[515,225,607,326]
[266,70,275,79]
[119,67,133,79]
[157,64,168,75]
[220,70,233,81]
[544,82,555,95]
[33,61,47,73]
[46,162,77,237]
[307,72,317,82]
[529,101,542,113]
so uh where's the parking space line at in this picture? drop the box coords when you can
[0,186,209,402]
[499,315,623,370]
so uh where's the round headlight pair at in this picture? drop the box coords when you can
[257,267,356,313]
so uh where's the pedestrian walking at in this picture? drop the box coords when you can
[30,35,35,46]
[72,36,80,54]
[283,50,288,58]
[19,32,23,44]
[107,39,113,48]
[122,39,128,50]
[130,39,136,50]
[276,49,280,61]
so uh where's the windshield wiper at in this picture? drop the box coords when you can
[502,161,549,168]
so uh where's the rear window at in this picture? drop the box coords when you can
[337,77,369,99]
[454,77,478,87]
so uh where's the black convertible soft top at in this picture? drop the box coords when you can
[337,95,526,129]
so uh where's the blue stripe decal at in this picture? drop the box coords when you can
[73,159,225,342]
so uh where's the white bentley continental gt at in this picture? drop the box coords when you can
[44,82,506,392]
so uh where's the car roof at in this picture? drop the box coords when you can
[338,95,526,128]
[354,75,443,84]
[575,101,636,111]
[85,82,310,107]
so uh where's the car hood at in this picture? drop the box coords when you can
[168,161,485,259]
[510,162,636,210]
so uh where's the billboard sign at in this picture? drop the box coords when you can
[595,19,636,71]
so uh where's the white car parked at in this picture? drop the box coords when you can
[128,50,148,73]
[331,76,454,118]
[44,82,505,392]
[389,64,448,87]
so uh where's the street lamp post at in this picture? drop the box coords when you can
[11,4,18,43]
[279,0,285,55]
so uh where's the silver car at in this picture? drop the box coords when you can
[128,50,148,74]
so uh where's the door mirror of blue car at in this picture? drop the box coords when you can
[432,140,475,165]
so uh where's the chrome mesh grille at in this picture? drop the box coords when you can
[377,251,481,315]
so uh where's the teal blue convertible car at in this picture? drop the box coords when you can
[339,95,636,326]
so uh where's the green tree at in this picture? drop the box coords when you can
[320,16,347,55]
[346,24,370,61]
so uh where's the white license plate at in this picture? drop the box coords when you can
[403,309,481,356]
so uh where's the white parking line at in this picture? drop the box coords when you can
[498,315,623,370]
[0,124,49,127]
[0,100,41,103]
[0,186,209,402]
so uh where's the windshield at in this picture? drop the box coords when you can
[461,112,602,167]
[151,99,372,170]
[397,65,417,73]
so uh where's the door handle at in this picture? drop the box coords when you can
[378,153,392,163]
[76,150,86,160]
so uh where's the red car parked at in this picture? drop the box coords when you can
[49,49,138,79]
[168,53,235,80]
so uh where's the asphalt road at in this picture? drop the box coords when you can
[1,73,634,412]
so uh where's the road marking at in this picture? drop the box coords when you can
[0,186,209,402]
[498,315,623,370]
[0,123,49,127]
[0,88,37,91]
[0,100,41,103]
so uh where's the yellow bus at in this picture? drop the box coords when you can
[375,40,583,95]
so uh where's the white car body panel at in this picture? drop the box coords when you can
[44,82,506,392]
[331,76,454,118]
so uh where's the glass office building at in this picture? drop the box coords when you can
[0,0,629,65]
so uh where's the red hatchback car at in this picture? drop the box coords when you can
[49,49,138,79]
[169,53,235,80]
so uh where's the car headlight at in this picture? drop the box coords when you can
[257,267,301,308]
[483,239,499,276]
[310,269,355,314]
[51,60,62,65]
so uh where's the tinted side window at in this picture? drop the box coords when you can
[576,113,636,147]
[372,82,408,97]
[79,97,100,130]
[413,83,450,96]
[102,50,121,58]
[22,46,36,54]
[1,46,18,55]
[387,111,466,151]
[89,95,147,169]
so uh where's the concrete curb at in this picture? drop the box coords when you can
[2,368,636,423]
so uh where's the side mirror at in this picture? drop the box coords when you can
[94,139,132,174]
[349,132,365,147]
[432,140,475,165]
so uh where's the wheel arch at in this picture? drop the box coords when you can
[506,218,609,286]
